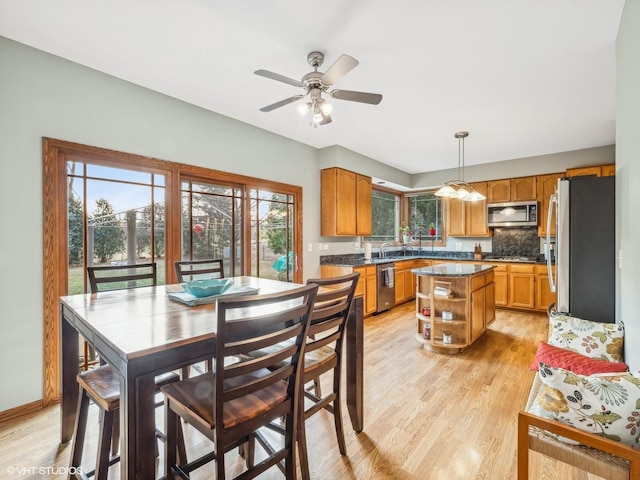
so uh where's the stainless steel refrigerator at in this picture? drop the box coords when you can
[546,175,615,323]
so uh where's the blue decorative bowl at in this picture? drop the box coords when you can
[181,278,233,298]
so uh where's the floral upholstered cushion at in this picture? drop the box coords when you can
[528,362,640,448]
[548,311,624,362]
[529,341,629,375]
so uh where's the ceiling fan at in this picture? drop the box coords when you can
[254,51,383,126]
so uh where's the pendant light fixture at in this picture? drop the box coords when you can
[435,131,486,201]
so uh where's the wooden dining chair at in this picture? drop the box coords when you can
[249,272,360,480]
[68,366,183,480]
[175,258,224,283]
[161,283,318,480]
[87,262,157,293]
[82,263,158,371]
[69,262,184,479]
[174,259,226,378]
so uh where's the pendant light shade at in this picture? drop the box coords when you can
[435,131,486,202]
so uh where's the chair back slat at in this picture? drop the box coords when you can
[175,259,224,283]
[87,263,157,293]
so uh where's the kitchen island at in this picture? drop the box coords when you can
[412,263,496,354]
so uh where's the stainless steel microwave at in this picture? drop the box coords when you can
[487,201,538,227]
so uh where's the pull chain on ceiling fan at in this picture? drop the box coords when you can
[255,51,383,127]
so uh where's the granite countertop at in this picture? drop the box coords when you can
[411,263,496,277]
[321,253,548,267]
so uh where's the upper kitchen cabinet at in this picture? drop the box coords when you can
[487,176,537,203]
[566,164,616,177]
[321,167,372,236]
[536,172,564,237]
[447,182,490,237]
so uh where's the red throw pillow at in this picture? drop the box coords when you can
[529,341,628,375]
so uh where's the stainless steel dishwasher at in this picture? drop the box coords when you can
[376,262,396,313]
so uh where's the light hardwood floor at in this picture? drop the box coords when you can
[0,303,607,479]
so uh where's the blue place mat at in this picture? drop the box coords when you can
[167,284,260,306]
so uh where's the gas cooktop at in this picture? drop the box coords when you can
[484,255,540,263]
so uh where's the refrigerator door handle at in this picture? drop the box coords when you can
[546,192,557,293]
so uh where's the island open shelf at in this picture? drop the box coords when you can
[411,263,496,354]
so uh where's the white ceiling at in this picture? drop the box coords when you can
[0,0,624,175]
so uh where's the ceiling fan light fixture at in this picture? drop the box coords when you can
[320,101,333,116]
[312,107,323,124]
[297,102,310,116]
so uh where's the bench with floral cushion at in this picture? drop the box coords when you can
[517,304,640,479]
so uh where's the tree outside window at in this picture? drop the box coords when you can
[368,189,399,242]
[408,192,443,242]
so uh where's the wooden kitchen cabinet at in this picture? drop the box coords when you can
[486,179,510,203]
[511,176,537,201]
[535,264,557,312]
[508,264,535,309]
[466,182,489,236]
[394,259,421,304]
[537,172,564,237]
[447,196,466,237]
[405,260,420,300]
[356,173,372,234]
[394,262,407,304]
[446,182,490,237]
[566,164,616,178]
[321,167,372,236]
[601,164,616,176]
[492,264,508,306]
[321,264,377,316]
[487,176,537,203]
[353,265,377,315]
[414,265,495,353]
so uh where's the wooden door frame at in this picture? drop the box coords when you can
[42,138,303,406]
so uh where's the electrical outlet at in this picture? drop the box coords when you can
[308,243,313,252]
[456,242,463,251]
[354,242,360,250]
[323,244,329,250]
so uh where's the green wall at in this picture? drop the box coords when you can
[0,36,320,410]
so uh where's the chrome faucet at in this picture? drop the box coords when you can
[379,242,392,258]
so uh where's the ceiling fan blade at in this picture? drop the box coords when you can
[259,95,305,112]
[330,89,383,105]
[321,54,359,86]
[254,69,304,88]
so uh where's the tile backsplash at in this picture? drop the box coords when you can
[491,227,540,257]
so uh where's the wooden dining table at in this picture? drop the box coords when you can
[59,276,363,478]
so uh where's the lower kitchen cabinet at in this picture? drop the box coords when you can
[508,264,535,309]
[321,264,377,316]
[493,264,508,306]
[535,264,557,312]
[394,259,426,304]
[394,262,407,304]
[354,265,377,315]
[414,264,495,354]
[322,258,552,316]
